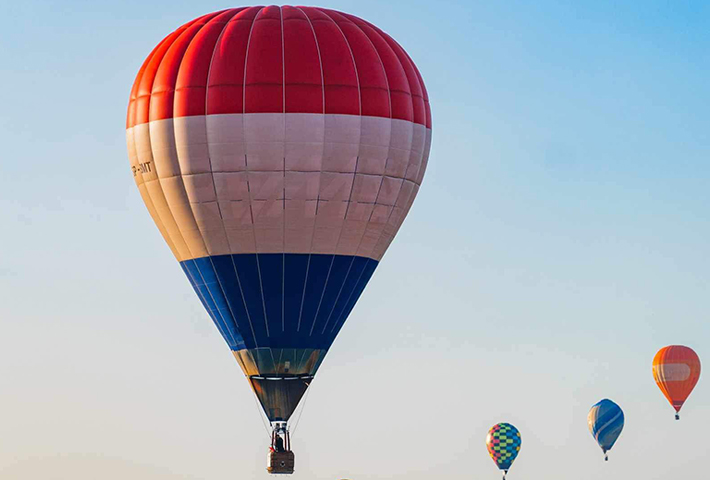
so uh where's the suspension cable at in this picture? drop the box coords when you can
[289,382,313,438]
[250,390,273,440]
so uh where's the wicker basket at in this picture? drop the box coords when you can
[267,450,295,475]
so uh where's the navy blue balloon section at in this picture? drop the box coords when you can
[180,253,378,351]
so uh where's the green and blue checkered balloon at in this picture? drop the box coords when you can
[486,423,521,478]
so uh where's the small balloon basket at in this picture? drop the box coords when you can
[267,450,295,475]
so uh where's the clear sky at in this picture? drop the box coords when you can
[1,1,709,479]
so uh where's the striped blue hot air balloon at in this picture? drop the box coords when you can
[587,399,624,461]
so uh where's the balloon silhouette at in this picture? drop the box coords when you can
[486,423,521,479]
[653,345,701,420]
[588,399,624,461]
[125,5,431,471]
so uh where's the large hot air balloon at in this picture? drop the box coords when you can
[587,399,624,461]
[486,423,521,479]
[653,345,701,420]
[125,5,431,474]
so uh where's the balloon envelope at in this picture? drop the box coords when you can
[653,345,701,416]
[588,399,624,455]
[125,6,431,423]
[486,423,521,472]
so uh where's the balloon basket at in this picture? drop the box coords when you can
[267,424,294,474]
[267,450,295,475]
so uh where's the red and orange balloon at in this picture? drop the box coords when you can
[652,345,701,420]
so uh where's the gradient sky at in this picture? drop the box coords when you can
[1,1,709,479]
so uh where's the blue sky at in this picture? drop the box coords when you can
[1,1,709,479]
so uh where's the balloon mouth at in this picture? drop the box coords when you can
[250,375,314,423]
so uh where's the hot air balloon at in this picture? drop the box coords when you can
[587,399,624,461]
[486,423,521,479]
[125,5,431,475]
[653,345,701,420]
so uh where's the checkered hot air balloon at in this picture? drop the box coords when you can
[125,5,431,473]
[486,423,522,479]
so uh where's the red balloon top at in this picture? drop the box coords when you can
[126,6,431,129]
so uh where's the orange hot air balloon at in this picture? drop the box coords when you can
[653,345,701,420]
